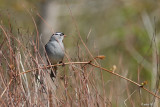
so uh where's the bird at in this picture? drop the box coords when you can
[45,32,66,81]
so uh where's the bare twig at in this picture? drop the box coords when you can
[17,61,160,99]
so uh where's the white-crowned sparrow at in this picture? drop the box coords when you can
[45,32,66,80]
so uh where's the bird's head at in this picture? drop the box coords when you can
[50,32,66,42]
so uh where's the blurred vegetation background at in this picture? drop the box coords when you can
[0,0,160,106]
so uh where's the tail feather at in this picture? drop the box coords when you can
[50,66,57,82]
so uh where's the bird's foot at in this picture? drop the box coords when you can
[59,61,65,67]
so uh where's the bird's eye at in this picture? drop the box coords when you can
[60,33,64,36]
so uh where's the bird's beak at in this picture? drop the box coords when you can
[64,35,67,37]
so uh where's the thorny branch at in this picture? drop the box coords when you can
[1,61,160,99]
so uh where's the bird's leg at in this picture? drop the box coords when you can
[59,61,65,67]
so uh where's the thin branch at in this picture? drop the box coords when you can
[0,78,13,98]
[17,61,160,99]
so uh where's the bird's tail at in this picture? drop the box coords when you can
[50,66,57,82]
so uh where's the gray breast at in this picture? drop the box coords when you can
[45,41,64,64]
